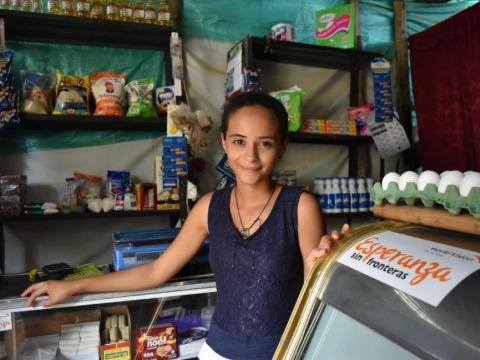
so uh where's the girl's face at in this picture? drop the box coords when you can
[221,105,286,186]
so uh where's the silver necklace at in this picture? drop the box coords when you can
[234,185,276,239]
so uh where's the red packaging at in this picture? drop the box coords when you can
[135,324,178,359]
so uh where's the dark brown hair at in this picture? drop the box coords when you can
[221,92,289,142]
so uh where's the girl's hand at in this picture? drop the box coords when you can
[21,280,77,307]
[305,223,350,275]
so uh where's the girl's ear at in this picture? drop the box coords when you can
[220,132,227,153]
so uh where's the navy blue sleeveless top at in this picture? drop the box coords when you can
[207,186,304,359]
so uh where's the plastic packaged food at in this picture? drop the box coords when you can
[155,85,175,115]
[91,71,127,116]
[73,171,103,206]
[271,86,305,133]
[125,78,156,117]
[21,72,54,114]
[0,50,14,87]
[53,70,90,115]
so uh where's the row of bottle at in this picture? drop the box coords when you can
[313,177,374,213]
[0,0,172,26]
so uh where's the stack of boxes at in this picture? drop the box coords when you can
[301,119,357,136]
[155,137,188,210]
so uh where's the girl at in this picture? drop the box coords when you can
[22,91,348,359]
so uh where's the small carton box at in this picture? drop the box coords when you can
[100,305,131,360]
[135,324,178,360]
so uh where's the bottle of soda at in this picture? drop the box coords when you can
[144,0,156,24]
[132,0,144,22]
[60,0,75,16]
[118,0,132,21]
[157,0,171,26]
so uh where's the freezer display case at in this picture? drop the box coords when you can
[275,220,480,360]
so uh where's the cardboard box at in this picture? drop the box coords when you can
[100,305,131,360]
[135,324,178,360]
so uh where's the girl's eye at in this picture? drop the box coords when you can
[258,141,273,148]
[233,139,244,145]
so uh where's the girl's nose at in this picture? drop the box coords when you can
[244,142,258,160]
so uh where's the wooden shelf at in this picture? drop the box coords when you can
[0,9,173,50]
[15,113,167,131]
[0,209,180,222]
[249,36,381,71]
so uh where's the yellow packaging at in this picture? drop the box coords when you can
[53,70,91,115]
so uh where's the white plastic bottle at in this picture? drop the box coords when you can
[357,178,369,212]
[324,178,333,213]
[331,178,343,213]
[340,178,350,213]
[313,178,323,208]
[348,178,358,213]
[366,178,374,211]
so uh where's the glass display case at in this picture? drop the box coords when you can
[0,276,216,359]
[274,221,480,360]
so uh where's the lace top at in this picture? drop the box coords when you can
[208,186,304,338]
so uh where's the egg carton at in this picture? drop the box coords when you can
[371,182,480,218]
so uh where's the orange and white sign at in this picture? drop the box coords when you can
[0,312,12,332]
[338,231,480,306]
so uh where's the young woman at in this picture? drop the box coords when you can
[22,91,348,359]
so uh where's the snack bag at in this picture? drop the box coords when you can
[125,78,156,117]
[347,103,374,136]
[136,324,178,360]
[21,72,54,114]
[271,86,305,133]
[0,50,14,87]
[73,171,103,205]
[53,70,90,115]
[91,71,127,116]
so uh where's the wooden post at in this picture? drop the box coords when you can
[393,0,412,146]
[170,0,182,30]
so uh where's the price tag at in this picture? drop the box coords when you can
[0,311,12,331]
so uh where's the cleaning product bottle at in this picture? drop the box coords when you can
[47,0,61,14]
[331,178,343,213]
[59,0,75,16]
[349,178,359,213]
[144,0,156,24]
[340,178,350,213]
[118,0,132,21]
[357,178,369,212]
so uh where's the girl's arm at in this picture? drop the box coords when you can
[22,192,213,306]
[297,192,349,277]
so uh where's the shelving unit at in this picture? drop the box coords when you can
[245,36,381,178]
[0,9,181,273]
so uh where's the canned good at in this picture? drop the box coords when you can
[271,23,294,41]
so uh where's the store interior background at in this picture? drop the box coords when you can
[0,0,477,273]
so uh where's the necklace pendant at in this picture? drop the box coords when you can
[240,228,250,239]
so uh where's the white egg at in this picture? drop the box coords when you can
[437,171,463,193]
[459,172,480,197]
[398,171,419,191]
[417,170,440,191]
[381,172,400,191]
[440,170,450,178]
[464,171,476,176]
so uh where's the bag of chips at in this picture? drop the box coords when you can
[21,72,54,114]
[271,86,305,133]
[0,50,20,130]
[91,71,127,116]
[125,78,156,117]
[53,70,90,115]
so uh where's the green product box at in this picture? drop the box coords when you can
[315,3,356,49]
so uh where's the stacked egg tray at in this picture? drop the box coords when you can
[371,182,480,218]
